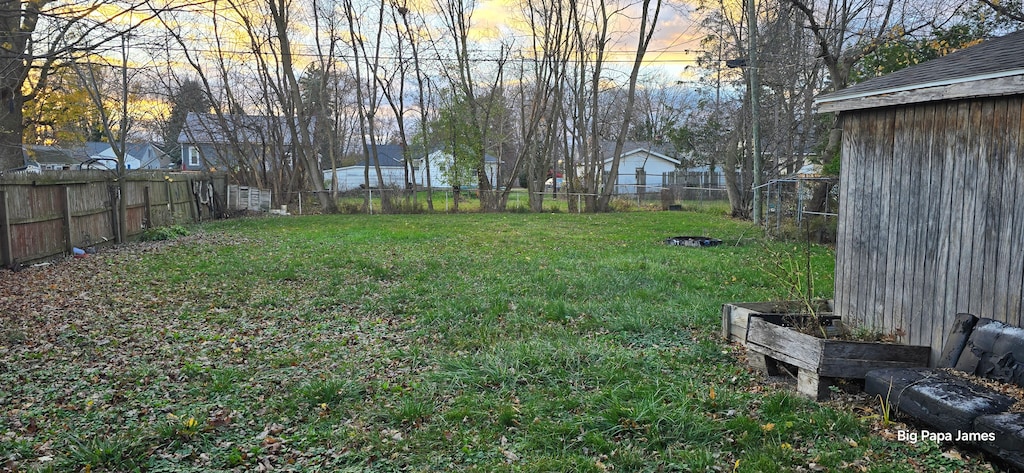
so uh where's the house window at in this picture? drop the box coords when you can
[188,146,200,167]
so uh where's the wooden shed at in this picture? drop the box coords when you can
[815,30,1024,364]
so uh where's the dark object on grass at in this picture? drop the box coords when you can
[664,236,722,247]
[865,314,1024,470]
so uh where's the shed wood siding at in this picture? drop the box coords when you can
[837,96,1024,363]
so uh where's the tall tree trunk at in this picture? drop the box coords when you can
[595,0,661,211]
[0,87,26,170]
[0,2,42,171]
[722,131,748,218]
[269,0,337,214]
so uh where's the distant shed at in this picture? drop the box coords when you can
[815,30,1024,364]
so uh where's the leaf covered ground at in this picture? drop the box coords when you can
[0,212,1002,472]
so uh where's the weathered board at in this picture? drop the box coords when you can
[744,317,930,400]
[720,301,835,344]
[0,172,226,265]
[835,96,1024,365]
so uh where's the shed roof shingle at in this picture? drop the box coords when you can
[817,29,1024,109]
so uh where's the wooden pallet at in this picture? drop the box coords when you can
[744,317,931,400]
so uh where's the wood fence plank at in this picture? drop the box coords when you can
[0,190,10,267]
[903,105,927,345]
[845,113,863,323]
[909,103,939,347]
[869,109,889,326]
[985,99,1010,322]
[937,102,965,353]
[144,186,152,230]
[62,186,73,255]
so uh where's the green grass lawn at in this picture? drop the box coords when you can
[319,189,728,214]
[0,211,994,472]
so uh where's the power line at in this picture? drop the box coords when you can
[126,32,708,63]
[137,43,708,64]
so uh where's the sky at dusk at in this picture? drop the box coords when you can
[446,0,708,82]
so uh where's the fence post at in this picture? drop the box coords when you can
[0,190,11,267]
[187,179,199,222]
[109,183,121,244]
[62,186,73,254]
[144,185,152,229]
[165,179,173,220]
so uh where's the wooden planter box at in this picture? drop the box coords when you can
[722,301,931,400]
[721,300,836,344]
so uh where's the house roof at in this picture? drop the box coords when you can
[424,149,498,164]
[604,148,681,166]
[77,142,154,163]
[24,145,78,166]
[599,141,678,161]
[356,144,406,167]
[178,112,309,146]
[130,143,172,168]
[816,29,1024,113]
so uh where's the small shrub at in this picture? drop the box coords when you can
[139,225,189,242]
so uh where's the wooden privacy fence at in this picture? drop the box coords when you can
[0,171,227,266]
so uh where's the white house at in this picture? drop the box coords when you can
[410,150,499,189]
[323,144,409,191]
[324,146,503,191]
[80,142,142,170]
[601,148,681,194]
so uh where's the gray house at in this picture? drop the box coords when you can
[177,112,306,173]
[815,30,1024,363]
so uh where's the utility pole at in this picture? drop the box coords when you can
[746,0,762,225]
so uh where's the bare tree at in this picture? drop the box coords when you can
[397,2,438,210]
[979,0,1024,22]
[561,0,664,212]
[72,52,134,242]
[788,0,936,157]
[154,3,273,191]
[0,0,177,171]
[515,0,574,211]
[343,0,392,211]
[305,0,359,200]
[692,0,755,217]
[433,0,512,211]
[251,0,339,212]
